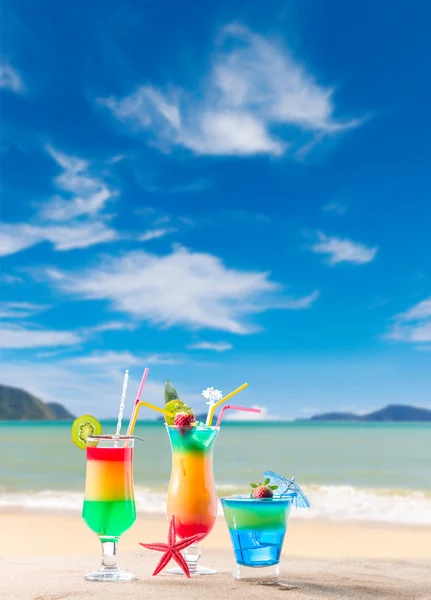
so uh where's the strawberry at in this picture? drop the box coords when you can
[174,411,196,428]
[250,478,278,499]
[252,486,274,498]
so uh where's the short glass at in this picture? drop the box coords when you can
[165,424,219,576]
[221,494,295,583]
[82,435,137,582]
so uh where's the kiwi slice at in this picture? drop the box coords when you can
[164,400,192,426]
[164,379,179,404]
[71,415,102,450]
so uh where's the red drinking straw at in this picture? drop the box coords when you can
[126,367,149,435]
[215,404,262,427]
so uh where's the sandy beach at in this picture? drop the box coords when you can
[2,512,430,600]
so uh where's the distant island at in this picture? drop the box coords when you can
[1,384,430,423]
[301,404,431,422]
[0,384,75,421]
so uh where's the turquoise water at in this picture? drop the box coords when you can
[1,421,431,524]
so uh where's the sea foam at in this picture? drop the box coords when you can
[1,485,430,525]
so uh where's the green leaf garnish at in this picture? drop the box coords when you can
[264,478,270,485]
[250,483,258,488]
[270,485,278,490]
[164,380,179,404]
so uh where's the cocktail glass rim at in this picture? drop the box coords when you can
[165,424,220,431]
[87,434,144,442]
[221,494,297,503]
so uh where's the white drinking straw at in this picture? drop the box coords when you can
[115,369,129,437]
[126,367,149,436]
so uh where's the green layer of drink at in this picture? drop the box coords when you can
[82,500,136,540]
[222,498,291,530]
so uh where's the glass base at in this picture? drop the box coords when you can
[235,563,280,584]
[84,566,136,582]
[166,565,217,577]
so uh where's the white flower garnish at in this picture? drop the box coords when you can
[201,387,223,407]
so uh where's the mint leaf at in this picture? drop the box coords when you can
[264,478,270,485]
[270,485,278,490]
[164,380,179,404]
[250,483,258,488]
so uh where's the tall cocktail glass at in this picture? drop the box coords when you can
[165,424,219,576]
[221,495,295,583]
[82,435,137,582]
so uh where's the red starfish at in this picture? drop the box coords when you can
[139,516,206,578]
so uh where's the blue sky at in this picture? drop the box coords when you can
[1,0,430,419]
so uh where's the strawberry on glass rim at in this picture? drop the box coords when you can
[174,412,196,428]
[250,478,279,499]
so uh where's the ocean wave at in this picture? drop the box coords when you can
[1,485,431,525]
[293,485,431,525]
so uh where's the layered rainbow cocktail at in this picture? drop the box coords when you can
[82,436,136,582]
[166,424,219,575]
[221,495,294,580]
[83,445,136,540]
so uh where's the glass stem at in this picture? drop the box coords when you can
[182,542,201,574]
[100,539,118,571]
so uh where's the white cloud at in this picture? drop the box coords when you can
[66,351,183,366]
[322,202,347,216]
[139,227,177,242]
[35,349,73,359]
[0,63,24,93]
[83,321,137,334]
[99,24,362,157]
[274,290,320,309]
[1,145,120,256]
[0,273,24,285]
[396,298,431,322]
[47,246,318,333]
[0,324,82,349]
[311,232,377,265]
[135,207,194,237]
[43,189,112,222]
[390,322,431,343]
[44,268,65,281]
[189,341,233,351]
[107,154,126,164]
[0,302,48,319]
[388,297,431,344]
[38,146,116,221]
[43,222,118,250]
[0,223,41,255]
[0,221,118,256]
[185,111,284,156]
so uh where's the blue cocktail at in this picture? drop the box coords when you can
[221,495,295,581]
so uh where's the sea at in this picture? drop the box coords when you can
[1,421,431,526]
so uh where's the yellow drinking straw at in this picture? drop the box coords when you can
[206,382,249,427]
[127,401,173,436]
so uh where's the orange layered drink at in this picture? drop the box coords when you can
[166,425,218,539]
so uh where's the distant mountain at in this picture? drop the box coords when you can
[0,384,75,421]
[305,404,431,422]
[45,402,75,420]
[307,411,359,422]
